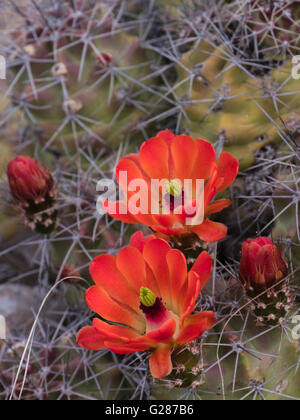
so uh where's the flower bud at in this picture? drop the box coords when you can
[60,265,80,284]
[239,237,288,292]
[7,156,54,206]
[7,156,57,234]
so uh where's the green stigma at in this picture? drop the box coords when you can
[140,287,156,307]
[165,179,182,197]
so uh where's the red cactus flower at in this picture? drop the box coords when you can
[77,231,216,379]
[239,237,288,292]
[7,156,54,206]
[104,130,239,242]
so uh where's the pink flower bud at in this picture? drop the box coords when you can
[239,237,288,292]
[60,265,80,284]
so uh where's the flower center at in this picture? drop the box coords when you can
[139,287,168,330]
[139,287,180,335]
[164,180,184,212]
[165,180,182,198]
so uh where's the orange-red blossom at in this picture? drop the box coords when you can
[77,231,216,379]
[104,130,239,242]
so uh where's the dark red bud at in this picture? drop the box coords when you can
[239,237,288,292]
[7,156,54,206]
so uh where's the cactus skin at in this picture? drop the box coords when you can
[7,1,163,153]
[174,41,300,169]
[270,166,300,269]
[151,299,300,400]
[247,285,294,327]
[169,232,206,269]
[225,0,300,52]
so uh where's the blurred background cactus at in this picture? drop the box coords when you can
[174,42,300,170]
[5,0,167,154]
[0,0,299,401]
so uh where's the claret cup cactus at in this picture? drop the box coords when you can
[104,130,239,257]
[77,232,216,379]
[0,0,299,402]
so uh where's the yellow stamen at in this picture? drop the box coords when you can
[165,179,182,197]
[140,287,156,307]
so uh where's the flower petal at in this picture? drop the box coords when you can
[205,199,232,216]
[119,153,150,181]
[85,286,144,331]
[90,254,140,313]
[192,139,217,181]
[257,244,287,287]
[171,135,198,181]
[130,319,176,346]
[149,346,173,379]
[166,249,188,312]
[104,341,150,354]
[134,213,156,227]
[144,263,161,297]
[140,136,170,179]
[174,200,198,226]
[146,319,176,343]
[215,152,239,194]
[157,129,176,144]
[128,240,162,297]
[192,220,228,242]
[204,166,218,207]
[142,238,172,306]
[241,241,261,282]
[177,312,216,345]
[254,237,274,246]
[152,214,176,228]
[180,271,201,326]
[191,251,212,291]
[116,156,148,195]
[93,318,140,342]
[130,231,155,253]
[104,201,138,224]
[116,246,146,292]
[77,326,105,351]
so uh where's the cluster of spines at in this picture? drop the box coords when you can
[248,284,295,326]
